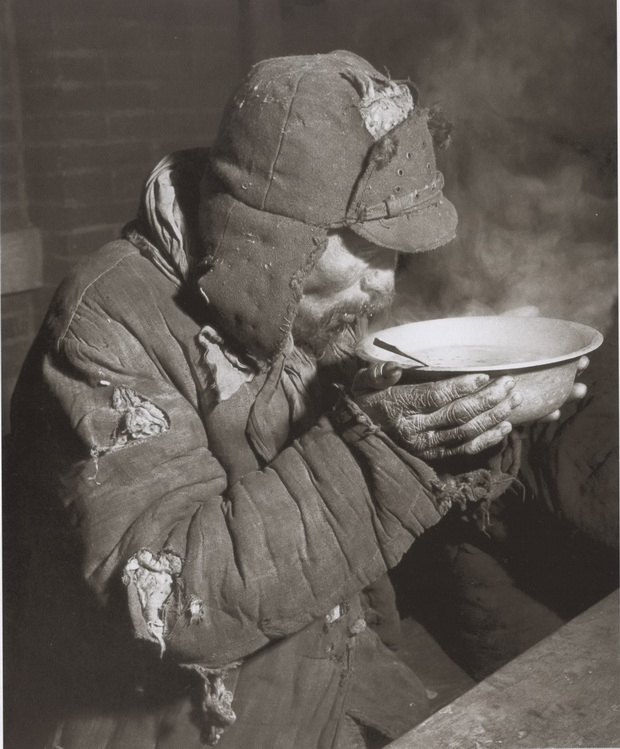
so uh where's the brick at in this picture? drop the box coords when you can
[111,166,149,202]
[23,79,156,118]
[26,54,107,85]
[107,111,163,140]
[1,291,36,316]
[55,81,112,113]
[29,200,136,232]
[43,225,121,257]
[104,82,156,111]
[0,176,22,206]
[13,21,55,55]
[0,83,18,116]
[106,52,189,83]
[43,253,87,286]
[51,19,146,52]
[0,116,19,144]
[1,145,22,175]
[23,112,109,143]
[24,140,154,174]
[158,106,221,140]
[0,18,11,47]
[1,310,35,341]
[28,170,113,206]
[67,224,120,248]
[0,205,29,233]
[57,54,107,84]
[23,144,62,174]
[1,288,51,335]
[0,52,16,88]
[189,29,242,68]
[22,82,108,115]
[1,340,33,374]
[19,84,61,115]
[146,23,197,52]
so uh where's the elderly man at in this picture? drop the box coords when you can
[8,51,584,749]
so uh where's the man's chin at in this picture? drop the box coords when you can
[292,294,393,360]
[293,320,360,361]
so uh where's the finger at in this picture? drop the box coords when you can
[538,409,561,423]
[566,382,587,402]
[576,356,589,374]
[395,373,491,412]
[425,392,522,444]
[368,361,403,389]
[418,421,512,460]
[424,376,517,428]
[352,362,402,394]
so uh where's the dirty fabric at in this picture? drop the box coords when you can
[8,108,515,746]
[8,235,517,749]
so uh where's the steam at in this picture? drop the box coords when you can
[297,0,617,333]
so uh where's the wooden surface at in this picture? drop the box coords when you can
[388,591,620,749]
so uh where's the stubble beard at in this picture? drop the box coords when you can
[292,292,394,361]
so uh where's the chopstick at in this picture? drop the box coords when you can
[373,338,428,367]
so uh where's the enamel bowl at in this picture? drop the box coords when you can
[357,316,604,425]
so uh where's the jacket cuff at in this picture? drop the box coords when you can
[329,392,518,531]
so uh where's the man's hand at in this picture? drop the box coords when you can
[354,370,521,460]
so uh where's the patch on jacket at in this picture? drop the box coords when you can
[122,548,183,656]
[111,385,170,445]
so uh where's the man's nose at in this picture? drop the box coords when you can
[360,267,394,295]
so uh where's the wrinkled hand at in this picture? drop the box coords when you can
[354,363,521,460]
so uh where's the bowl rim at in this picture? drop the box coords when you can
[357,316,605,372]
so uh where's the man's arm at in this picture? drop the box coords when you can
[34,324,479,669]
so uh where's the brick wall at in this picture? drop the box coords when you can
[1,5,29,235]
[15,0,242,286]
[2,0,243,432]
[1,0,44,433]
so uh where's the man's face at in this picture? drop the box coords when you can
[293,230,397,357]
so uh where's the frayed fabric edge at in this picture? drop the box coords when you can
[183,662,242,745]
[122,548,183,656]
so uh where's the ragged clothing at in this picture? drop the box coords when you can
[7,155,517,749]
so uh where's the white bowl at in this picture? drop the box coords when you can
[357,316,604,424]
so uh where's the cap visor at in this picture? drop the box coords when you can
[350,194,458,253]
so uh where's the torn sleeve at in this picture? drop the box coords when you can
[40,321,512,669]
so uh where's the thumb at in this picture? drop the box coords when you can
[353,362,403,394]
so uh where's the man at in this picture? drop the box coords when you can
[7,51,584,749]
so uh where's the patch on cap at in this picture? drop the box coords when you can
[345,73,414,140]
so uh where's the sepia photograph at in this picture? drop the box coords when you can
[2,1,618,747]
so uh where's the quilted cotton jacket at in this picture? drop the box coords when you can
[7,155,517,749]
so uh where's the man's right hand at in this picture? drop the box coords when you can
[354,371,521,460]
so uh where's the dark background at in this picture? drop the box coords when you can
[1,0,617,433]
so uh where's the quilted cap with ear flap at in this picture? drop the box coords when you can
[209,50,378,227]
[198,51,457,364]
[198,169,326,366]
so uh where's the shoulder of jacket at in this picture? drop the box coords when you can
[45,239,146,343]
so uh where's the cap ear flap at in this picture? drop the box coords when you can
[198,190,328,366]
